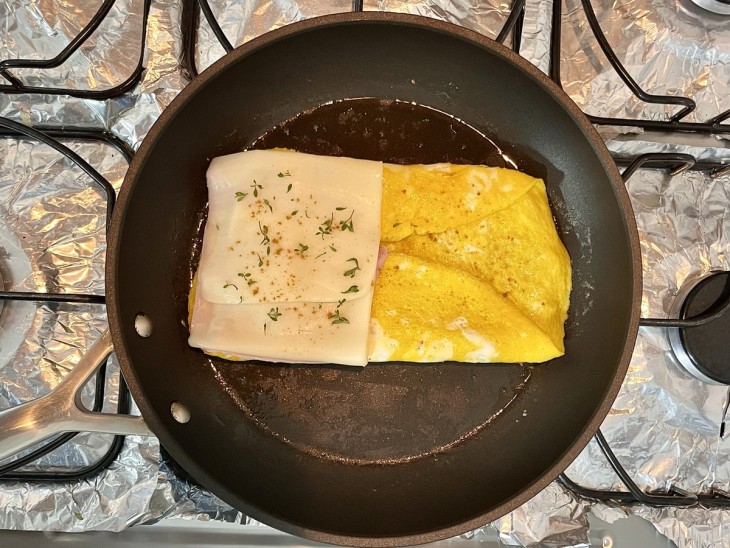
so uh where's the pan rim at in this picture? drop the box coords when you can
[107,11,642,547]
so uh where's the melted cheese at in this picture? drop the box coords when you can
[189,150,383,366]
[198,150,382,304]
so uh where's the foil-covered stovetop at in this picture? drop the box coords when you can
[1,0,729,546]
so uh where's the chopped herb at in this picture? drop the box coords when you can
[329,245,337,252]
[278,170,291,177]
[343,257,361,278]
[223,281,238,290]
[335,206,347,211]
[258,221,270,246]
[331,310,349,325]
[291,210,298,216]
[267,307,282,321]
[287,183,292,193]
[256,253,264,267]
[216,224,220,230]
[316,214,334,239]
[235,191,248,202]
[263,198,273,213]
[337,298,346,308]
[73,512,84,521]
[314,251,327,260]
[392,222,401,228]
[339,210,355,232]
[239,296,243,303]
[263,322,267,335]
[266,245,271,256]
[342,285,360,294]
[238,272,256,286]
[304,210,311,218]
[295,243,309,253]
[251,180,262,198]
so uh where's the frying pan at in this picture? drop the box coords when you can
[0,12,641,546]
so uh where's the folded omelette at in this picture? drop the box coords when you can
[188,150,571,366]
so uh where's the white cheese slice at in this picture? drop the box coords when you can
[188,289,374,366]
[198,149,382,305]
[189,149,383,366]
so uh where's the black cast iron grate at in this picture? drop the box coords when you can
[179,0,526,79]
[559,153,730,509]
[550,0,730,134]
[0,0,151,99]
[0,119,133,481]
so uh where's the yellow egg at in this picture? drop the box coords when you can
[386,180,571,353]
[368,253,563,363]
[380,163,536,242]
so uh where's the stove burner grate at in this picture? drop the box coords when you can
[0,120,132,481]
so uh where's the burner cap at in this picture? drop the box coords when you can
[689,0,730,14]
[669,271,730,385]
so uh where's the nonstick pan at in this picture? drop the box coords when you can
[0,12,641,546]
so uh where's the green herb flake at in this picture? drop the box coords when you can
[295,243,309,253]
[286,183,293,193]
[341,285,359,294]
[337,298,346,308]
[223,281,238,290]
[392,222,401,228]
[314,251,327,260]
[278,170,291,178]
[235,191,248,202]
[258,221,270,247]
[343,257,361,278]
[268,307,282,321]
[335,206,347,211]
[73,512,84,521]
[291,210,298,216]
[216,224,220,230]
[263,322,267,335]
[331,310,349,325]
[339,210,355,232]
[257,253,264,267]
[316,214,334,239]
[263,198,273,213]
[250,179,262,198]
[329,245,337,252]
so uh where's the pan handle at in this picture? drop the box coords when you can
[0,330,152,463]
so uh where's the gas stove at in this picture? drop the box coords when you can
[0,0,729,546]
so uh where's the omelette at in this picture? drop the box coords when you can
[188,150,571,365]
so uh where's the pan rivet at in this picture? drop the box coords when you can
[134,313,152,337]
[171,401,191,424]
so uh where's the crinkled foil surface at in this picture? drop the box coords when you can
[1,0,730,545]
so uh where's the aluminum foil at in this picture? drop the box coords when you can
[0,135,161,528]
[555,0,730,127]
[2,0,730,546]
[2,0,145,91]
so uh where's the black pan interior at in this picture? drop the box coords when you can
[108,15,639,546]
